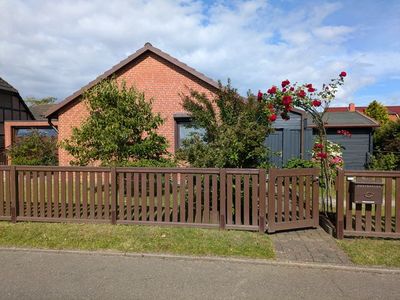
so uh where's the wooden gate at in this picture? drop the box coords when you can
[267,168,319,233]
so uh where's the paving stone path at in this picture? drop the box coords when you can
[270,228,352,265]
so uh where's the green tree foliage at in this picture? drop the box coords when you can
[7,130,58,165]
[284,158,317,169]
[176,82,273,168]
[61,79,170,166]
[370,119,400,170]
[365,100,389,124]
[25,96,57,107]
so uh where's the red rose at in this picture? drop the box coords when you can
[281,79,290,88]
[269,114,277,122]
[314,143,324,149]
[257,90,263,101]
[282,95,292,106]
[340,71,347,77]
[306,83,313,89]
[317,152,328,159]
[268,103,274,109]
[282,88,287,92]
[297,90,306,98]
[308,87,316,93]
[290,87,294,91]
[312,100,321,107]
[268,86,277,94]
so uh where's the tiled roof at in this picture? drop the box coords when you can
[308,111,379,127]
[29,104,56,120]
[0,77,18,93]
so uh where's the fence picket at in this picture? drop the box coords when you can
[195,174,202,223]
[53,171,59,218]
[179,174,186,222]
[385,178,392,232]
[164,173,170,222]
[82,172,88,219]
[75,171,80,219]
[188,175,194,223]
[156,173,162,222]
[251,174,258,226]
[149,173,155,221]
[126,173,132,221]
[235,175,241,225]
[396,178,400,233]
[204,174,210,223]
[227,174,232,225]
[172,173,178,222]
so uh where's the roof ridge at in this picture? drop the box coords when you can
[46,43,220,118]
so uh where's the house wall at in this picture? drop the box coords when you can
[324,128,373,170]
[265,111,304,167]
[0,90,34,164]
[57,52,217,166]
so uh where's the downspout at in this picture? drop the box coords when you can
[47,117,58,133]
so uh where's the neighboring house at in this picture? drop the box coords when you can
[266,110,379,169]
[0,77,35,163]
[328,103,400,121]
[30,104,57,120]
[46,43,219,166]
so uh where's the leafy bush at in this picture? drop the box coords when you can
[369,153,399,171]
[176,81,273,168]
[284,158,317,169]
[7,130,58,165]
[62,79,169,166]
[119,158,177,168]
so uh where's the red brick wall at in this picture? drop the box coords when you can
[58,52,217,166]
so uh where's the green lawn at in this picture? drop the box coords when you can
[337,238,400,267]
[0,222,274,259]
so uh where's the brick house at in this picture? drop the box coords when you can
[46,43,219,166]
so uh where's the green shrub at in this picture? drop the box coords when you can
[7,130,58,165]
[369,153,399,171]
[284,158,317,169]
[120,158,177,168]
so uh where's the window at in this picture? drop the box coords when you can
[175,118,205,149]
[15,127,57,137]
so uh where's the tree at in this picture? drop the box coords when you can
[61,79,170,166]
[365,100,389,124]
[7,130,58,165]
[370,119,400,170]
[176,82,273,168]
[24,96,57,107]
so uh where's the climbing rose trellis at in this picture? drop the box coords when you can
[258,72,347,213]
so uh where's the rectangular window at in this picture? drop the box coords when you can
[175,118,205,149]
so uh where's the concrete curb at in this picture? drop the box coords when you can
[1,247,400,275]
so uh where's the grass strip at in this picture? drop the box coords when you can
[0,222,274,259]
[337,238,400,267]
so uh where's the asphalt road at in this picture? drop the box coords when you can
[0,249,399,300]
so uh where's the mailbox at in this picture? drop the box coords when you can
[349,181,383,205]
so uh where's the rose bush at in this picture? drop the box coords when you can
[258,72,347,212]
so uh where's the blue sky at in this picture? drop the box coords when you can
[0,0,399,107]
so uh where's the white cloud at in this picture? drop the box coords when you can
[0,0,399,106]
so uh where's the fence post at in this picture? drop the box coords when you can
[312,169,319,227]
[336,169,344,239]
[219,169,226,230]
[10,165,17,223]
[258,168,275,233]
[110,167,117,225]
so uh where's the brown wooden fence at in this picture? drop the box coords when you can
[336,170,400,239]
[0,166,319,233]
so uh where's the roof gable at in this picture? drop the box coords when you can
[46,43,220,118]
[0,77,18,93]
